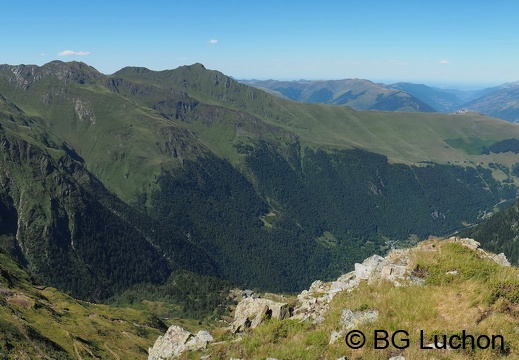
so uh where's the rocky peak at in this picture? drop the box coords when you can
[1,61,103,90]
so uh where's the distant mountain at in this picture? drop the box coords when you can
[463,82,519,122]
[388,82,468,112]
[241,79,437,112]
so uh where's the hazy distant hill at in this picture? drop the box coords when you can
[463,82,519,122]
[241,78,437,112]
[388,82,468,112]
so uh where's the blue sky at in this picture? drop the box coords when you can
[2,1,519,88]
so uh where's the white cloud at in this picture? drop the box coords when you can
[57,50,91,57]
[439,59,450,64]
[208,39,218,45]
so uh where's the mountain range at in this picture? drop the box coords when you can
[3,60,519,358]
[242,78,519,122]
[240,79,437,112]
[1,60,519,303]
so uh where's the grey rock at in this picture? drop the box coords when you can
[242,289,255,298]
[229,297,289,333]
[329,331,343,344]
[456,237,480,250]
[329,309,379,344]
[492,253,511,267]
[378,263,409,286]
[196,330,214,343]
[148,324,213,360]
[341,309,379,330]
[355,255,388,281]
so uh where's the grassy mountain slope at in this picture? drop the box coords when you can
[241,78,437,112]
[110,63,519,166]
[0,246,167,359]
[2,61,519,296]
[0,61,207,204]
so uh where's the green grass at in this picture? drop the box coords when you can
[0,249,166,359]
[316,231,337,247]
[444,137,496,155]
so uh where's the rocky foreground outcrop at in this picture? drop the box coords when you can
[148,325,213,360]
[228,297,291,333]
[148,237,511,359]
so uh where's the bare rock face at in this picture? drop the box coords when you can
[148,325,213,360]
[456,237,481,251]
[355,255,388,280]
[229,297,290,333]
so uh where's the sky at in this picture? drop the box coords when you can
[2,0,519,88]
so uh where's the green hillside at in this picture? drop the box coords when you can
[1,61,519,299]
[0,91,219,301]
[0,246,167,359]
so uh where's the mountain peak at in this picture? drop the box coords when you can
[183,62,206,70]
[0,61,103,90]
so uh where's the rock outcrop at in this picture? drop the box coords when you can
[293,247,424,324]
[148,325,213,360]
[455,237,511,266]
[229,297,291,333]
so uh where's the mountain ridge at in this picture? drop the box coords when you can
[1,60,519,301]
[241,78,437,112]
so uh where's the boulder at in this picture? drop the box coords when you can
[229,297,290,333]
[329,271,357,298]
[380,263,408,285]
[355,255,389,281]
[456,237,480,250]
[148,324,213,360]
[491,252,511,267]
